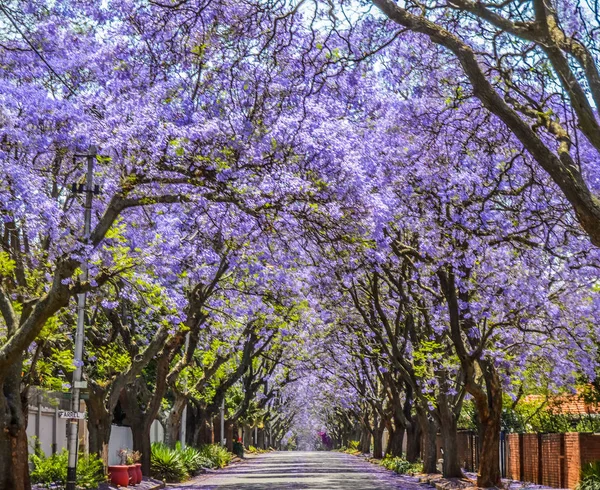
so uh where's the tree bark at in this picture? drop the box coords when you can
[371,412,387,459]
[419,410,438,474]
[0,359,30,490]
[163,394,187,448]
[226,421,234,451]
[359,424,371,454]
[439,404,462,478]
[243,424,253,449]
[405,418,421,463]
[385,425,404,457]
[372,425,384,459]
[87,385,113,459]
[120,387,159,475]
[130,418,152,476]
[475,366,503,487]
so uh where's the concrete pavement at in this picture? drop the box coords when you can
[175,451,429,490]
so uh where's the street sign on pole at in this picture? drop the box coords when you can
[59,411,86,420]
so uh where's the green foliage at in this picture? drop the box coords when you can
[577,462,600,490]
[75,454,106,490]
[501,395,600,433]
[348,440,360,451]
[150,443,222,482]
[381,456,423,475]
[245,444,270,454]
[30,449,66,487]
[150,443,187,483]
[29,446,105,489]
[0,251,15,277]
[337,440,361,456]
[197,444,233,468]
[176,442,215,473]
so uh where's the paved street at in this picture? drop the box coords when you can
[176,451,427,490]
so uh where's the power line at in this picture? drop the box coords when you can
[0,3,78,98]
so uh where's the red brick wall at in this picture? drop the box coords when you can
[541,434,563,488]
[456,431,477,471]
[441,431,600,488]
[522,434,541,483]
[580,433,600,465]
[505,433,600,489]
[565,433,581,490]
[507,434,521,481]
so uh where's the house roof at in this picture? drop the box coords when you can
[524,391,600,416]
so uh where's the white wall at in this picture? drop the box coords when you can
[107,425,134,465]
[26,395,165,465]
[107,421,164,465]
[150,419,164,444]
[26,405,68,457]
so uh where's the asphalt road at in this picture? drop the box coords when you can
[177,451,427,490]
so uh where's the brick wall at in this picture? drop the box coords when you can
[522,434,541,483]
[507,433,521,481]
[564,433,581,490]
[580,433,600,465]
[506,432,600,489]
[541,433,563,488]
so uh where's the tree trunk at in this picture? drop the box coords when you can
[439,406,462,478]
[475,367,503,487]
[385,426,404,457]
[406,419,421,463]
[191,409,213,446]
[372,417,385,459]
[163,394,187,448]
[226,421,234,451]
[419,410,438,474]
[359,424,371,454]
[87,386,113,459]
[120,388,157,475]
[243,425,253,448]
[130,419,152,476]
[0,359,30,490]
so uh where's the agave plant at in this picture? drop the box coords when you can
[150,443,187,483]
[176,442,214,474]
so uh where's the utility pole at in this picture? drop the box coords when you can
[66,145,97,490]
[180,333,190,448]
[220,398,225,447]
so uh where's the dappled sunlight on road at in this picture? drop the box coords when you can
[179,451,427,489]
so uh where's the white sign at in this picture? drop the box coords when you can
[58,411,86,420]
[74,381,88,389]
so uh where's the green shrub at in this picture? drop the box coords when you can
[348,440,360,451]
[30,450,67,486]
[577,462,600,490]
[29,448,105,489]
[381,456,423,475]
[176,442,214,473]
[150,443,187,483]
[197,444,232,469]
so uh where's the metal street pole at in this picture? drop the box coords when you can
[180,332,190,448]
[66,145,96,490]
[220,398,225,447]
